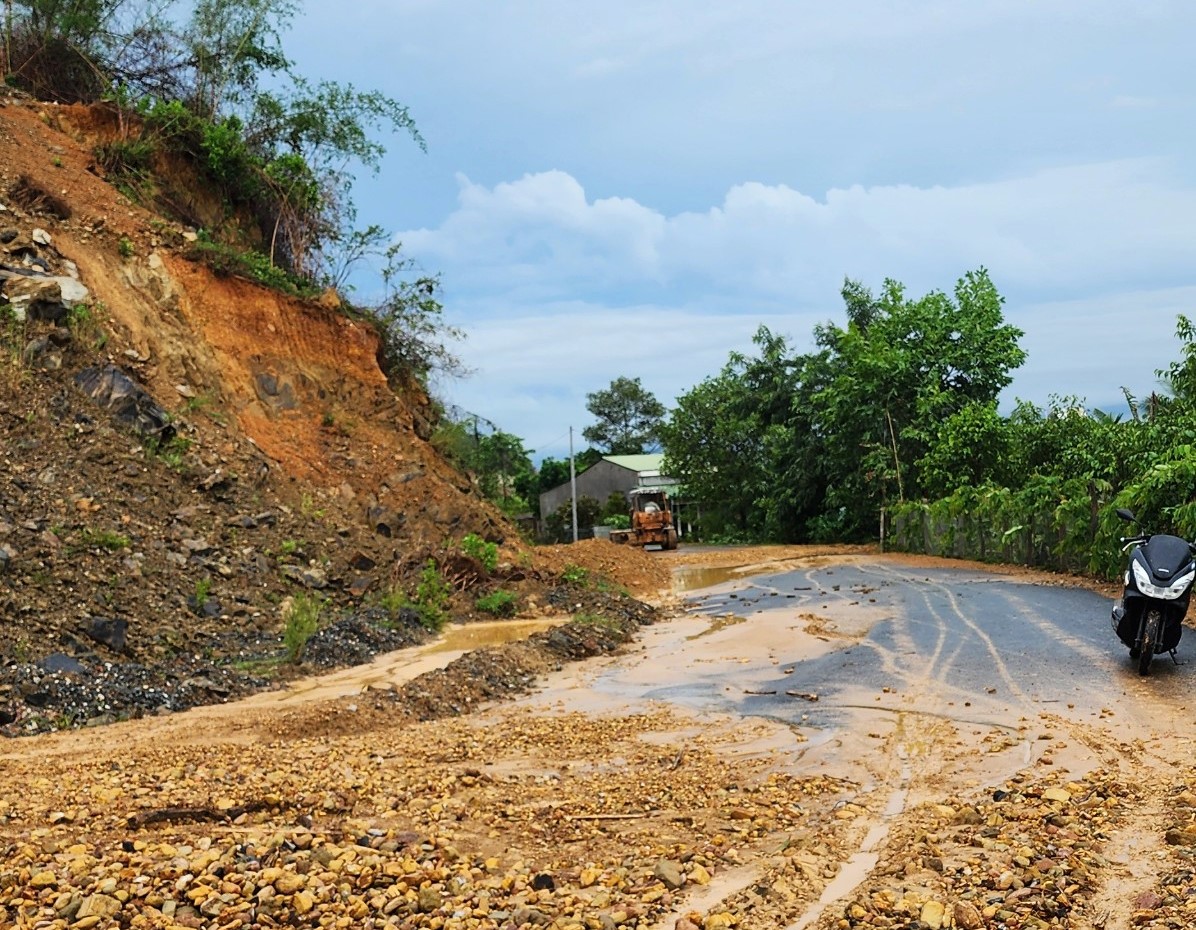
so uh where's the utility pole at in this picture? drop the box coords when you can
[569,426,578,543]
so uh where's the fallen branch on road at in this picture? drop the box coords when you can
[127,799,281,828]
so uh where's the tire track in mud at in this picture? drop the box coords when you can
[795,561,1196,930]
[641,555,1196,929]
[854,561,1038,709]
[709,560,1129,928]
[656,562,1033,929]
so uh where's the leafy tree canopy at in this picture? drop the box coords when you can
[582,376,666,455]
[661,269,1027,542]
[4,0,425,295]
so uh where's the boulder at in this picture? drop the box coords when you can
[74,365,176,443]
[4,274,65,323]
[84,616,129,654]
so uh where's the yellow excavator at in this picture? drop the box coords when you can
[608,490,678,550]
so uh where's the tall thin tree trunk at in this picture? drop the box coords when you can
[885,406,904,502]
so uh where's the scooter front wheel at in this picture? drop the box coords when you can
[1138,609,1161,676]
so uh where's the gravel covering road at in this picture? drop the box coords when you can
[0,547,1191,930]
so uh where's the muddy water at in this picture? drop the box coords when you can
[239,618,564,708]
[672,554,851,593]
[673,564,752,592]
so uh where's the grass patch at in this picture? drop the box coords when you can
[376,570,454,632]
[562,564,589,585]
[184,236,319,298]
[229,656,285,677]
[475,589,517,617]
[66,301,109,351]
[151,434,192,470]
[573,612,622,634]
[79,528,130,550]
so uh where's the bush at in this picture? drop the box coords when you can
[283,593,324,663]
[460,533,498,572]
[184,237,317,296]
[562,564,588,585]
[412,559,451,632]
[476,590,517,617]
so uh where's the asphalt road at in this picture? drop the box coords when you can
[620,557,1196,746]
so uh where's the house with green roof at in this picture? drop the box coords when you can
[538,453,691,539]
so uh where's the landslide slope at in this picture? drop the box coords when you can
[0,91,668,734]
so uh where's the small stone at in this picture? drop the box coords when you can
[1165,825,1196,846]
[417,886,442,912]
[513,905,551,925]
[920,900,945,929]
[30,870,57,888]
[580,867,603,887]
[273,872,305,895]
[953,901,984,929]
[76,893,120,920]
[653,859,684,889]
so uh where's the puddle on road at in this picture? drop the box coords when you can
[674,565,748,592]
[673,555,851,593]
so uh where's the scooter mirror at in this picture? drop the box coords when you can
[1115,508,1137,523]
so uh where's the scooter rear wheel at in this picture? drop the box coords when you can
[1139,609,1161,676]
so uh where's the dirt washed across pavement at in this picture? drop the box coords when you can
[3,545,1196,930]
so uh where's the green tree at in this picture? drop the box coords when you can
[472,429,534,514]
[544,495,601,543]
[916,401,1017,498]
[366,246,465,383]
[582,376,666,455]
[6,0,127,99]
[535,457,571,495]
[812,268,1025,534]
[600,492,629,523]
[184,0,295,118]
[662,326,822,541]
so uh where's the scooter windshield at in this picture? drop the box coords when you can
[1143,534,1194,578]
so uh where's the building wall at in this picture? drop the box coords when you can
[539,459,638,519]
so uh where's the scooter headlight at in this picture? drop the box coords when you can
[1132,560,1196,600]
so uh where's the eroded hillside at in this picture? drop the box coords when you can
[0,90,672,734]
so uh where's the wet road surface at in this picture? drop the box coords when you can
[564,555,1196,775]
[537,552,1196,930]
[728,560,1188,724]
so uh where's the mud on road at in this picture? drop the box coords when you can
[2,545,1196,930]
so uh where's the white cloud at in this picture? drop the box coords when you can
[403,159,1196,303]
[444,303,799,459]
[402,163,1196,454]
[278,0,1196,456]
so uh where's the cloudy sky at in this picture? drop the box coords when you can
[287,1,1196,461]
